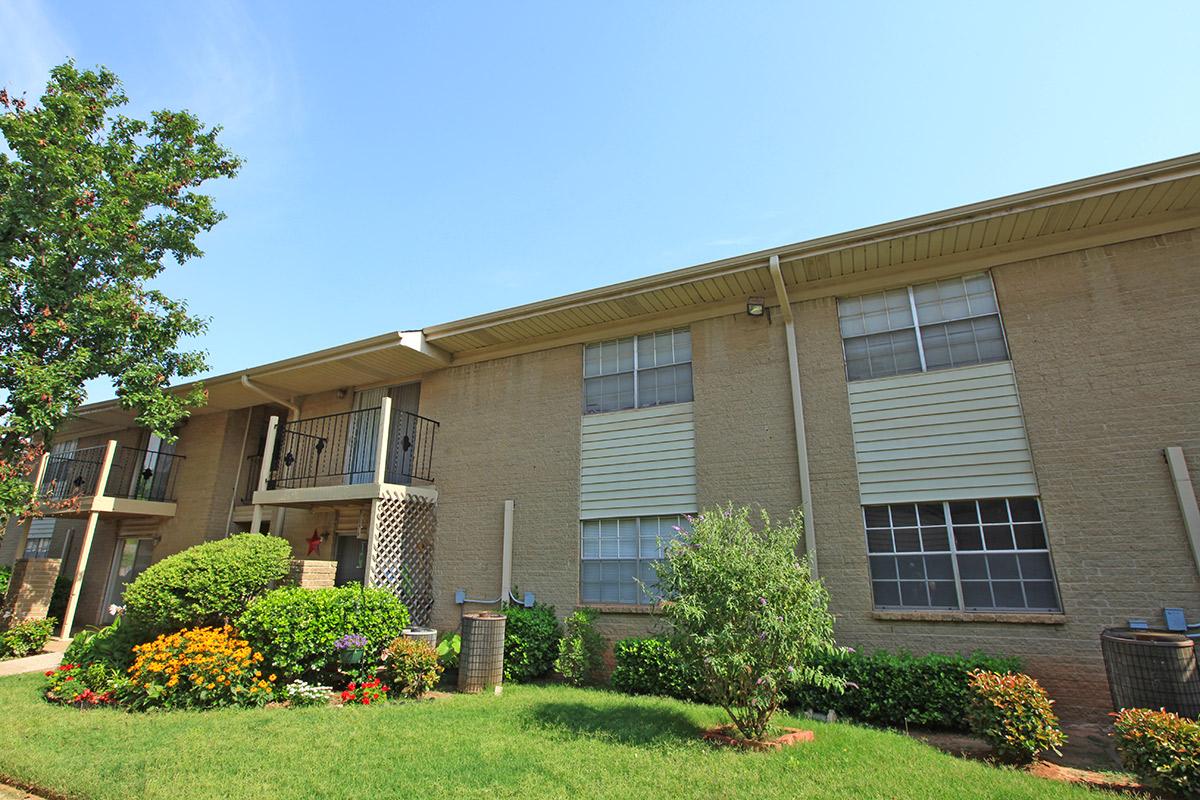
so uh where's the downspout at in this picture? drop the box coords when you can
[1165,447,1200,579]
[457,499,517,605]
[769,255,818,578]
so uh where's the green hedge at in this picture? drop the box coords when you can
[237,585,409,684]
[787,649,1021,730]
[610,638,1019,732]
[502,603,560,682]
[122,534,291,635]
[0,564,11,598]
[611,636,702,701]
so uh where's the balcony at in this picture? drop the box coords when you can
[36,441,184,518]
[250,398,439,509]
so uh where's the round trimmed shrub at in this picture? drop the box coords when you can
[966,670,1065,763]
[237,585,409,685]
[122,534,291,635]
[502,602,560,682]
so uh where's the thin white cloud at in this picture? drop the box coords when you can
[0,0,71,99]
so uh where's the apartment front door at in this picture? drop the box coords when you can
[335,535,368,586]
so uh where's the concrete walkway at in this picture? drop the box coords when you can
[0,638,69,677]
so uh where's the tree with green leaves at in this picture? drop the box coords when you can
[0,61,240,519]
[653,505,845,741]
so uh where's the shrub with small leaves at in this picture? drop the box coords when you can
[502,602,560,682]
[122,534,291,636]
[1,617,55,658]
[382,637,442,698]
[966,670,1065,763]
[611,636,702,701]
[126,625,272,710]
[1111,707,1200,797]
[237,586,409,684]
[283,679,331,708]
[0,564,11,597]
[554,608,604,686]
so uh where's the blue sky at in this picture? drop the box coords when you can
[3,1,1199,402]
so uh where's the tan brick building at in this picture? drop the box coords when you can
[5,154,1199,719]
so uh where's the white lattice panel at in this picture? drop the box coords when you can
[367,495,436,625]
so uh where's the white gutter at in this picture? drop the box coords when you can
[770,255,817,578]
[239,375,300,416]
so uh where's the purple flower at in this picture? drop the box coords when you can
[845,681,860,690]
[758,597,768,606]
[671,525,682,532]
[756,677,765,685]
[758,632,767,640]
[334,633,368,650]
[843,646,856,654]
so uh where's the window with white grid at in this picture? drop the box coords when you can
[580,515,689,604]
[22,519,54,559]
[583,329,692,414]
[838,273,1009,381]
[864,497,1061,613]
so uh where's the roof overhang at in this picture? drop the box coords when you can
[425,152,1200,362]
[61,330,449,437]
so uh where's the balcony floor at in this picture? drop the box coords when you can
[251,481,437,509]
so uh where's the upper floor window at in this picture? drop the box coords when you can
[583,328,693,414]
[837,273,1008,381]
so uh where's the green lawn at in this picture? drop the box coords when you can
[0,673,1108,800]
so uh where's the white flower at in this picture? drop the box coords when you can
[108,604,125,617]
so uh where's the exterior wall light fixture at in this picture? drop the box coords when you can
[746,296,766,317]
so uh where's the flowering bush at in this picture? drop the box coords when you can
[382,637,442,698]
[1,617,55,658]
[44,662,121,707]
[284,679,332,708]
[126,625,273,710]
[1111,707,1200,797]
[554,608,604,686]
[966,670,1065,763]
[340,678,387,705]
[653,505,844,741]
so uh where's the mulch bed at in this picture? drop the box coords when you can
[701,724,814,751]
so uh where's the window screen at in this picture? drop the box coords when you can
[580,515,688,604]
[838,273,1008,381]
[864,497,1060,613]
[584,329,692,413]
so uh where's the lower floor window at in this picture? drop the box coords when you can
[23,535,52,559]
[864,497,1061,613]
[580,515,689,605]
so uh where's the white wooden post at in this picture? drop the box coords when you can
[362,498,380,588]
[250,415,280,534]
[59,439,117,637]
[373,396,393,485]
[11,452,50,558]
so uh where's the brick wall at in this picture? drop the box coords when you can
[288,558,337,589]
[1,558,61,625]
[419,346,582,634]
[790,230,1200,720]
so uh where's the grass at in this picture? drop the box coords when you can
[0,674,1111,800]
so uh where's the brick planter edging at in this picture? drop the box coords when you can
[701,724,814,750]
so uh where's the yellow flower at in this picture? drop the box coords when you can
[268,674,277,682]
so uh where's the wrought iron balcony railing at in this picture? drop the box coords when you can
[37,444,184,504]
[264,404,438,491]
[105,446,185,503]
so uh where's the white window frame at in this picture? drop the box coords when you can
[583,328,693,414]
[862,497,1062,614]
[838,272,1011,381]
[579,514,689,605]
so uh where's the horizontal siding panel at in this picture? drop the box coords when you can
[848,362,1038,504]
[580,404,696,519]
